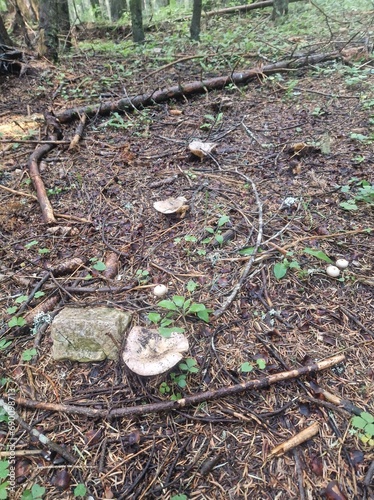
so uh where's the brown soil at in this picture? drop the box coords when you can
[0,14,373,500]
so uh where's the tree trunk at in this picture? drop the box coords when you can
[130,0,144,43]
[38,0,59,60]
[111,0,126,21]
[272,0,289,20]
[58,0,71,52]
[190,0,202,41]
[0,13,13,46]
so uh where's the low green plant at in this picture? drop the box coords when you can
[89,257,106,272]
[0,339,12,350]
[171,494,188,500]
[159,358,199,399]
[200,112,223,131]
[351,411,374,446]
[273,247,334,279]
[240,358,267,373]
[135,269,149,284]
[339,179,374,211]
[21,348,37,362]
[204,215,230,246]
[73,483,87,498]
[21,484,46,500]
[0,460,9,500]
[158,295,211,323]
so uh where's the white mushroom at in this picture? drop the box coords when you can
[123,326,189,376]
[189,140,217,159]
[153,284,168,298]
[335,258,349,270]
[153,197,189,218]
[326,265,340,278]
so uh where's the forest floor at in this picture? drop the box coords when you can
[0,1,374,499]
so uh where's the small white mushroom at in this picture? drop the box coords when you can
[153,197,189,218]
[153,284,168,298]
[123,326,189,376]
[189,140,217,159]
[326,265,340,278]
[335,258,349,270]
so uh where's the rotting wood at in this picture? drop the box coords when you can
[68,113,87,150]
[204,0,304,18]
[269,421,320,458]
[12,354,345,419]
[54,51,340,124]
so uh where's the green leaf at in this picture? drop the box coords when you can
[172,296,185,308]
[205,227,214,234]
[34,291,45,299]
[158,300,178,311]
[217,215,230,227]
[74,484,87,497]
[25,240,38,249]
[352,416,367,430]
[22,349,37,361]
[170,494,188,500]
[303,248,333,263]
[31,484,46,499]
[186,280,198,293]
[188,303,206,313]
[197,310,210,322]
[21,490,33,500]
[160,318,173,327]
[201,237,211,245]
[239,247,255,256]
[7,306,17,315]
[360,412,374,424]
[148,312,161,324]
[92,261,106,271]
[289,260,300,269]
[273,262,288,279]
[38,248,50,255]
[182,298,192,312]
[15,295,28,304]
[159,327,185,337]
[365,423,374,438]
[0,461,9,479]
[215,234,223,245]
[240,362,253,373]
[256,359,266,369]
[0,339,12,350]
[339,201,358,211]
[0,482,9,500]
[8,316,27,328]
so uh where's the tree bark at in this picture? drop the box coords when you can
[0,13,13,46]
[190,0,202,41]
[38,0,59,60]
[130,0,144,43]
[272,0,289,20]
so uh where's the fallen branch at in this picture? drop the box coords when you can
[204,0,304,17]
[55,51,340,124]
[13,354,345,419]
[269,421,320,458]
[0,398,77,464]
[68,113,87,150]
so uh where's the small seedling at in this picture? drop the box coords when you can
[186,280,198,293]
[204,215,231,246]
[351,411,374,446]
[90,257,106,271]
[158,295,211,323]
[0,339,12,351]
[21,484,46,500]
[240,358,266,373]
[22,348,37,362]
[135,269,149,284]
[73,483,87,498]
[8,316,27,328]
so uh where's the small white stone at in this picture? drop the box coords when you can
[153,284,168,297]
[335,258,349,270]
[326,265,340,278]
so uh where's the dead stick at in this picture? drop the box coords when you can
[68,113,87,150]
[13,354,344,419]
[0,398,77,463]
[27,141,57,223]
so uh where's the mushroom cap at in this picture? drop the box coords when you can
[123,326,189,376]
[153,196,187,214]
[189,140,217,158]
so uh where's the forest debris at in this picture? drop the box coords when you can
[24,295,60,325]
[123,326,189,376]
[12,354,345,419]
[103,252,119,280]
[321,480,348,500]
[153,196,189,218]
[68,113,87,150]
[269,421,320,458]
[189,140,217,158]
[50,257,85,277]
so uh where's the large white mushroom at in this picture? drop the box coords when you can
[123,326,189,376]
[153,197,189,218]
[189,140,217,159]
